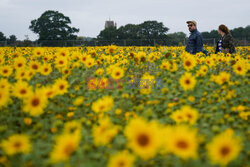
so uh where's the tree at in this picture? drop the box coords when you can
[0,32,6,41]
[166,32,186,45]
[7,35,17,45]
[29,10,79,46]
[117,24,140,40]
[138,21,169,39]
[97,27,118,40]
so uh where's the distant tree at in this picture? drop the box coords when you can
[97,27,118,40]
[117,24,140,40]
[7,35,17,45]
[0,32,6,41]
[166,32,186,45]
[29,10,79,46]
[138,21,169,39]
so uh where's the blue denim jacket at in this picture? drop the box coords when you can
[185,29,203,54]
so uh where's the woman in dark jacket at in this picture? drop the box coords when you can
[215,24,236,54]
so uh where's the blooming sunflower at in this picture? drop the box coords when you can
[0,88,10,109]
[167,125,198,159]
[179,72,196,91]
[92,117,119,146]
[53,78,69,95]
[215,72,230,85]
[91,96,114,113]
[40,63,52,76]
[1,134,32,156]
[29,61,41,73]
[183,55,197,71]
[55,56,68,69]
[124,117,161,160]
[23,89,48,116]
[206,129,242,166]
[111,66,124,80]
[233,60,248,76]
[0,65,13,77]
[13,56,26,70]
[50,133,80,163]
[12,80,32,99]
[107,150,135,167]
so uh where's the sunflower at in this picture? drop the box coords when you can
[95,68,104,76]
[167,125,198,159]
[73,96,84,106]
[32,48,44,57]
[179,72,196,91]
[40,63,52,76]
[92,117,119,146]
[1,134,32,155]
[53,78,69,95]
[84,57,96,68]
[55,56,68,69]
[107,150,135,167]
[0,78,11,90]
[183,55,197,71]
[233,60,248,76]
[215,72,230,85]
[183,106,199,125]
[111,66,124,80]
[0,88,10,109]
[63,120,82,136]
[12,80,32,99]
[91,96,114,113]
[206,129,242,166]
[124,117,161,160]
[0,65,13,77]
[170,109,186,124]
[23,89,48,116]
[98,78,109,89]
[87,77,98,90]
[29,61,41,73]
[50,133,80,163]
[13,56,26,70]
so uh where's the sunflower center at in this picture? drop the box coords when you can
[32,64,38,70]
[176,140,188,149]
[220,146,230,157]
[20,89,27,95]
[116,72,120,76]
[18,63,23,67]
[185,79,191,84]
[59,85,65,90]
[118,161,125,167]
[64,143,74,156]
[31,98,40,107]
[185,61,191,66]
[13,141,22,148]
[3,69,8,73]
[44,68,48,72]
[187,114,192,119]
[137,133,150,147]
[59,61,64,64]
[237,67,242,71]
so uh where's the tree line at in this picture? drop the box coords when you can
[0,10,249,46]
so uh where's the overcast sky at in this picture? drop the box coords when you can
[0,0,249,40]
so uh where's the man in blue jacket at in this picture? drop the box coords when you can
[185,20,203,54]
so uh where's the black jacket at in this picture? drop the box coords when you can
[215,34,235,54]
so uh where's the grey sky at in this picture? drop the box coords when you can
[0,0,249,40]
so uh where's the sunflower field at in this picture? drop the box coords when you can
[0,46,249,167]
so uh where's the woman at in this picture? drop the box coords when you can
[215,24,236,54]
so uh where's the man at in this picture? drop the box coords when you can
[185,20,203,54]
